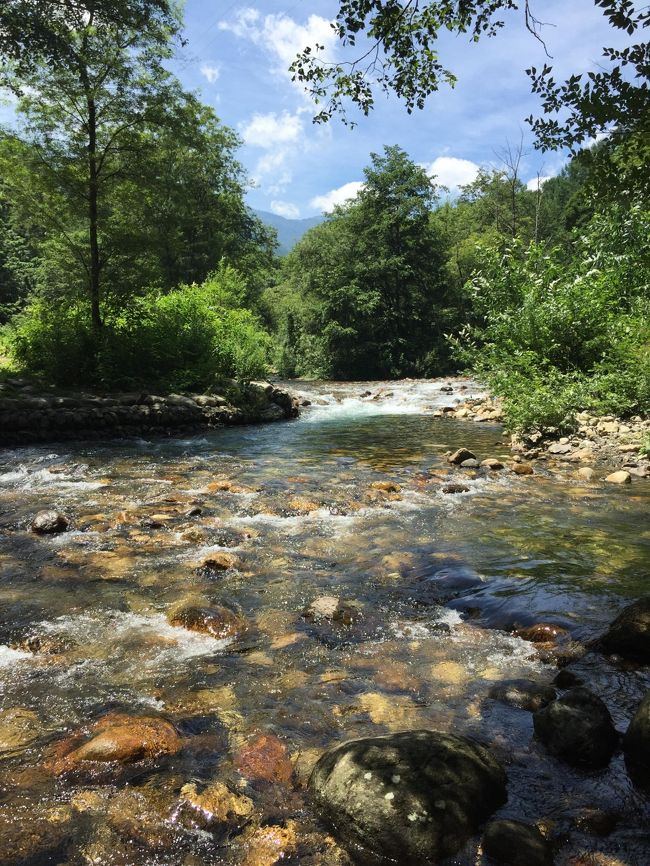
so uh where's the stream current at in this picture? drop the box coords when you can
[0,378,649,865]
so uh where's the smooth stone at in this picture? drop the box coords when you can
[511,463,534,475]
[236,733,294,785]
[303,596,362,625]
[623,691,650,789]
[483,819,553,866]
[31,510,69,534]
[533,688,618,768]
[577,467,596,481]
[601,597,650,661]
[460,458,479,468]
[47,713,181,775]
[514,623,570,644]
[604,470,631,484]
[309,730,507,866]
[481,458,504,469]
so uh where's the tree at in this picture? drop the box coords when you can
[0,0,179,330]
[291,1,649,152]
[279,145,451,378]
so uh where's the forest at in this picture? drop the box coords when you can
[0,0,648,433]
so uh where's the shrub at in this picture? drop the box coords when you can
[5,268,272,390]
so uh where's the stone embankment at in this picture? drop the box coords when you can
[0,379,299,445]
[435,386,650,480]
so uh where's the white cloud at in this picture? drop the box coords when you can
[200,63,221,84]
[219,8,337,98]
[526,175,554,191]
[241,111,303,149]
[270,200,300,219]
[423,157,480,191]
[310,181,365,213]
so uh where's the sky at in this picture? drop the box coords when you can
[0,1,631,219]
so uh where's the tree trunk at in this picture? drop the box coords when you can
[87,93,102,331]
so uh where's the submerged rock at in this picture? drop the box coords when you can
[623,691,650,789]
[31,510,69,534]
[303,596,363,626]
[309,730,507,866]
[0,799,74,866]
[176,781,254,832]
[533,688,618,768]
[488,679,557,712]
[47,712,181,776]
[514,623,570,644]
[600,597,650,662]
[483,819,553,866]
[168,604,249,640]
[236,733,294,785]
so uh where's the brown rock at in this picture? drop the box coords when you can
[236,733,294,785]
[481,458,504,470]
[240,821,298,866]
[168,604,248,640]
[47,713,181,775]
[511,462,534,475]
[577,467,596,481]
[370,481,401,493]
[515,623,570,644]
[441,483,471,494]
[448,448,476,465]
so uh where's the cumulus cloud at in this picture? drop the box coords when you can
[310,181,365,213]
[423,156,480,192]
[526,175,554,191]
[219,8,337,96]
[200,63,221,84]
[270,200,300,219]
[241,111,303,149]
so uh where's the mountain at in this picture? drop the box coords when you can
[253,209,324,256]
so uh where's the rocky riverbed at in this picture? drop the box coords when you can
[0,377,648,866]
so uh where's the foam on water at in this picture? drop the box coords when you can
[0,645,32,667]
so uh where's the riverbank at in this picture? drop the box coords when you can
[431,385,650,480]
[0,378,299,446]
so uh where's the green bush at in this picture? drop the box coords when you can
[5,267,272,389]
[450,204,650,431]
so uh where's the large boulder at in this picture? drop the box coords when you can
[623,691,650,789]
[533,688,618,768]
[309,730,507,866]
[600,597,650,662]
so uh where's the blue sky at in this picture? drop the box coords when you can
[0,1,630,219]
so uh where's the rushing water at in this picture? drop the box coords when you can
[0,378,649,865]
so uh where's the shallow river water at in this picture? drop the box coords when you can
[0,379,649,865]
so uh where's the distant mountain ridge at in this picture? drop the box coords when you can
[253,209,324,256]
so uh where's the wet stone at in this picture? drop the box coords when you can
[46,712,182,777]
[448,448,476,465]
[533,688,618,769]
[168,604,249,640]
[600,596,650,662]
[31,510,69,534]
[236,733,294,786]
[483,819,553,866]
[623,690,650,790]
[514,623,570,644]
[441,483,470,494]
[175,781,254,833]
[309,730,507,866]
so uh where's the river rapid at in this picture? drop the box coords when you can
[0,378,648,865]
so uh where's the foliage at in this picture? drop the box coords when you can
[291,1,649,153]
[6,266,272,389]
[450,203,650,430]
[273,145,452,378]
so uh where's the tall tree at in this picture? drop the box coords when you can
[0,0,179,330]
[280,146,450,378]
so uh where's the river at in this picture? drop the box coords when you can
[0,378,648,865]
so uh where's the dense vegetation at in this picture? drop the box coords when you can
[0,0,647,432]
